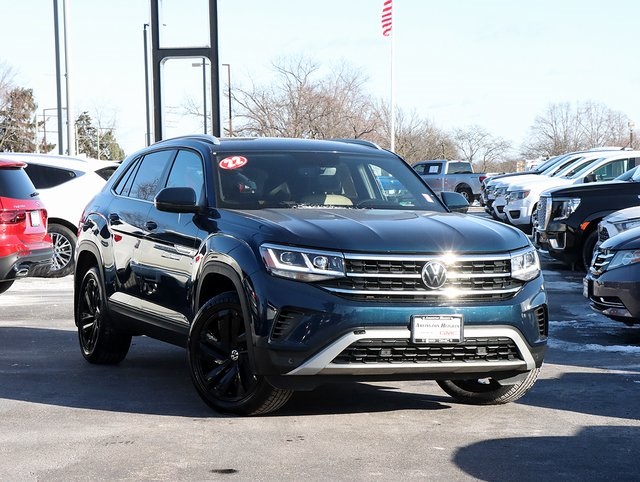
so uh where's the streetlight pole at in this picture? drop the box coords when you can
[222,63,232,136]
[192,60,208,134]
[143,24,152,146]
[630,121,636,149]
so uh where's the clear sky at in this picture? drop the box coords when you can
[1,0,639,157]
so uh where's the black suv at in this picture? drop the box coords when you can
[534,165,640,269]
[74,136,547,415]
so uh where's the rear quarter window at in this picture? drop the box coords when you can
[0,168,38,199]
[24,164,77,189]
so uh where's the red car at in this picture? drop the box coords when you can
[0,158,53,294]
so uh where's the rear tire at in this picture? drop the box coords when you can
[47,224,76,278]
[188,292,292,415]
[437,368,540,405]
[0,280,15,295]
[456,187,473,203]
[76,266,131,364]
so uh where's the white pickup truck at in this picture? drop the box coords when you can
[412,159,486,203]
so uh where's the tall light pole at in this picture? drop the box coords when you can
[630,121,636,149]
[143,24,152,146]
[62,0,75,155]
[222,63,232,136]
[192,59,208,134]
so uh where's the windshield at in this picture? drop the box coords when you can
[213,151,446,212]
[541,155,585,176]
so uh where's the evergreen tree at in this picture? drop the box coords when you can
[75,111,125,160]
[0,87,43,152]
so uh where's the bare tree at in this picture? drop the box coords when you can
[232,55,381,140]
[453,125,512,172]
[522,101,633,157]
[374,105,457,163]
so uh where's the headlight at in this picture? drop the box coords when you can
[511,247,540,281]
[261,243,345,281]
[607,249,640,270]
[612,218,640,233]
[552,198,581,221]
[510,190,530,200]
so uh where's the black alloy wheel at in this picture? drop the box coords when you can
[188,292,292,415]
[76,266,131,364]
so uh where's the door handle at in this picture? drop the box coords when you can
[145,221,158,231]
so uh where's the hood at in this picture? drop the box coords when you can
[601,225,640,251]
[508,175,574,193]
[223,208,529,254]
[544,179,630,198]
[490,174,545,188]
[604,205,640,224]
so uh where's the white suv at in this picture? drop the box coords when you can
[504,151,640,229]
[0,153,119,277]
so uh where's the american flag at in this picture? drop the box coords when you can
[381,0,392,37]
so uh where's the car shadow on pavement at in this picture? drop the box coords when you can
[520,371,640,421]
[454,425,640,481]
[0,327,454,417]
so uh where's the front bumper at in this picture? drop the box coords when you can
[534,224,580,265]
[505,199,535,226]
[584,269,640,325]
[249,272,548,384]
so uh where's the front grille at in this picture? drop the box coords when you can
[332,337,522,364]
[589,248,614,276]
[537,196,551,230]
[319,253,525,302]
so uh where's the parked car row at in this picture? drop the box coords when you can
[481,147,640,327]
[481,147,640,269]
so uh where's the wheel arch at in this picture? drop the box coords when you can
[47,217,78,235]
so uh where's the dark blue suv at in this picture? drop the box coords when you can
[74,136,547,415]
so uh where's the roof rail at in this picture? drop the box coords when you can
[331,138,382,149]
[153,134,221,146]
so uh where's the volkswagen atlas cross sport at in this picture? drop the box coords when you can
[73,135,547,415]
[0,158,53,294]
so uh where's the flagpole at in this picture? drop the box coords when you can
[390,27,395,152]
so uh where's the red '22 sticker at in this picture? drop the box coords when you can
[219,156,248,170]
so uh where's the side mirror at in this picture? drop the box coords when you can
[154,187,197,213]
[441,191,469,213]
[583,173,597,183]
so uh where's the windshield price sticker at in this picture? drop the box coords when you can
[219,156,248,170]
[411,315,463,344]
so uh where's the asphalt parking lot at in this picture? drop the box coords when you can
[1,226,639,480]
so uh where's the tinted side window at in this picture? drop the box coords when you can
[592,158,631,181]
[413,164,425,175]
[129,150,175,201]
[0,168,38,199]
[165,150,204,204]
[24,164,77,189]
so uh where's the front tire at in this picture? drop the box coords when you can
[437,368,540,405]
[76,266,131,364]
[581,230,598,270]
[188,292,292,415]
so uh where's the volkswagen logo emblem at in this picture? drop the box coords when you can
[421,261,447,289]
